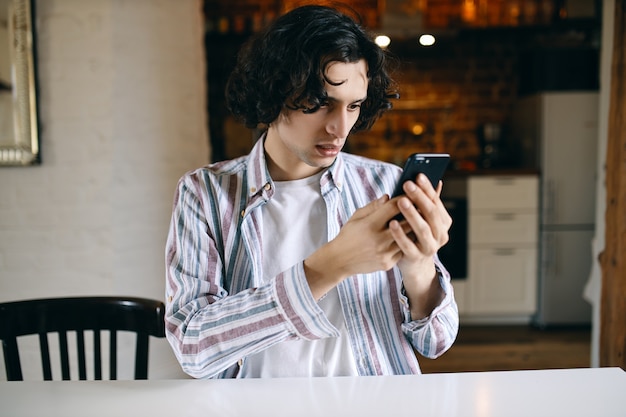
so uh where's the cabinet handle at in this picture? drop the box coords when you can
[493,213,515,221]
[541,234,559,277]
[493,177,516,185]
[545,179,557,224]
[493,248,516,256]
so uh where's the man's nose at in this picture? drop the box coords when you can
[326,109,352,138]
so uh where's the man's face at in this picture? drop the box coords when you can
[264,59,369,181]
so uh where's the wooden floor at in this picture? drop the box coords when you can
[417,325,592,373]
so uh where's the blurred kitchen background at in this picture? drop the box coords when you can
[205,0,599,167]
[202,0,609,372]
[1,0,614,378]
[203,0,600,328]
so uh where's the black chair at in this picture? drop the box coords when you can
[0,296,166,381]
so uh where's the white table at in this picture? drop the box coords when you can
[1,367,625,417]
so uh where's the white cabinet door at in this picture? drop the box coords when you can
[469,177,538,211]
[470,212,538,245]
[460,175,539,322]
[467,247,537,315]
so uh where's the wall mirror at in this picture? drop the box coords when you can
[0,0,39,166]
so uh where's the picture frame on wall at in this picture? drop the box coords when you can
[0,0,39,166]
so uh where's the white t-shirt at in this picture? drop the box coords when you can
[239,171,358,377]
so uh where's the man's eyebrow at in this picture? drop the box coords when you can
[326,96,368,104]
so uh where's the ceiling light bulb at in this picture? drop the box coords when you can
[419,34,436,46]
[375,35,391,49]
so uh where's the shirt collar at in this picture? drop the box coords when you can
[245,134,273,198]
[323,152,345,193]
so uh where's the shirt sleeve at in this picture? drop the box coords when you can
[164,175,338,379]
[399,258,460,359]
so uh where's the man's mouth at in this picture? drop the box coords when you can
[316,144,341,157]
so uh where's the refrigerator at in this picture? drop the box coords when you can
[512,91,599,326]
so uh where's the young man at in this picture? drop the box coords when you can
[165,5,458,378]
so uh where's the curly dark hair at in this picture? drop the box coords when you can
[225,4,398,133]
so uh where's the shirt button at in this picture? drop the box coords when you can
[264,183,271,191]
[240,210,245,217]
[250,187,257,193]
[238,359,243,367]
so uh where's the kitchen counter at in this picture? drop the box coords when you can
[445,168,540,177]
[2,368,624,417]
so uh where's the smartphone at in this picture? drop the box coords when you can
[390,153,450,222]
[391,153,450,198]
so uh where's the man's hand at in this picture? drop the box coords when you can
[388,173,452,319]
[304,195,404,300]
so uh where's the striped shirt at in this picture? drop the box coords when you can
[165,138,459,378]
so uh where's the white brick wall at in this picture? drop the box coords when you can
[0,0,209,379]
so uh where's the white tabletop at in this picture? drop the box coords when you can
[1,367,625,417]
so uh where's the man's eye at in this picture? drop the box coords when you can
[348,103,362,110]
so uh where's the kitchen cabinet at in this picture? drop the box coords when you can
[452,175,539,323]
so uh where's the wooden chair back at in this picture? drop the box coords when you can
[0,296,165,380]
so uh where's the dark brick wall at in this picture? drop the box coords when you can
[349,33,520,166]
[205,1,599,166]
[348,24,599,168]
